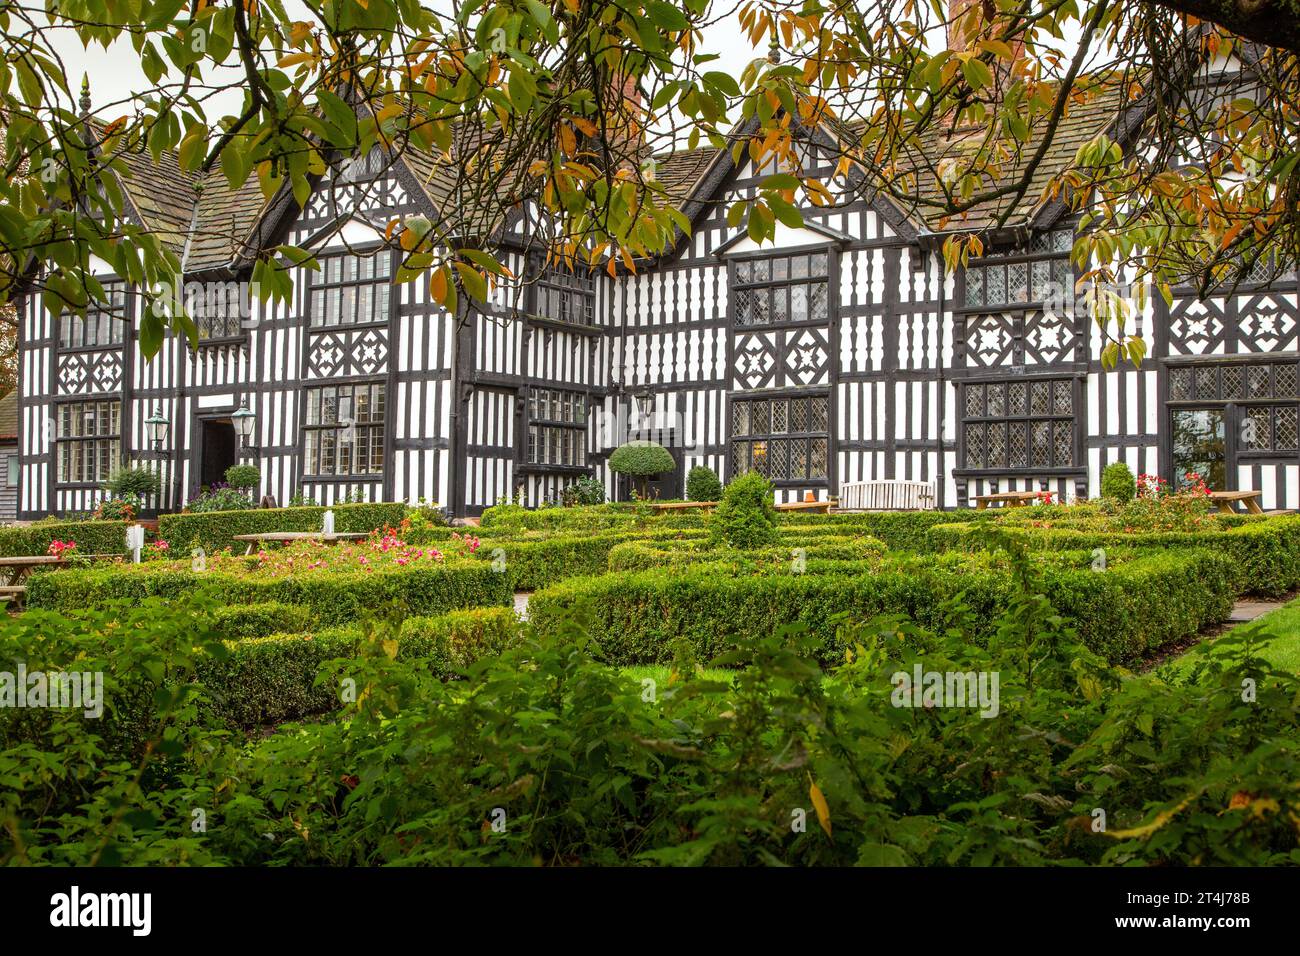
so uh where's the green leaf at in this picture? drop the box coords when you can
[703,71,740,97]
[646,1,690,31]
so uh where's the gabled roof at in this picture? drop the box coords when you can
[890,76,1130,235]
[74,72,1139,271]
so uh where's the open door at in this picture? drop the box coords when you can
[200,419,238,488]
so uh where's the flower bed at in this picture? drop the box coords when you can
[27,534,512,625]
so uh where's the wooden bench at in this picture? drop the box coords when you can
[838,480,936,511]
[973,491,1038,510]
[1208,490,1264,515]
[645,501,716,511]
[775,500,835,514]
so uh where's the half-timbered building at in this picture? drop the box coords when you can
[15,60,1299,520]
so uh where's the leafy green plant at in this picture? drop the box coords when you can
[186,485,258,514]
[104,466,162,500]
[1100,461,1136,502]
[686,465,722,502]
[709,471,779,550]
[561,477,606,506]
[608,441,675,498]
[9,556,1295,867]
[224,464,261,491]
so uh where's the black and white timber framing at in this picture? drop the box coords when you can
[16,104,1300,520]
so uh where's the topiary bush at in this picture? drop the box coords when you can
[709,471,779,549]
[1100,461,1137,502]
[608,441,675,498]
[224,464,261,491]
[686,465,722,502]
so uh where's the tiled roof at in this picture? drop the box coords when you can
[652,145,723,204]
[186,171,270,272]
[77,78,1129,268]
[89,120,200,256]
[849,77,1128,234]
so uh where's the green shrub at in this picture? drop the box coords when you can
[0,519,129,558]
[709,471,779,549]
[561,477,606,506]
[104,466,162,499]
[158,501,407,555]
[531,547,1234,665]
[224,464,262,490]
[609,441,675,496]
[1100,461,1137,502]
[607,535,887,573]
[931,515,1300,597]
[27,559,512,624]
[92,495,141,521]
[185,486,258,513]
[211,601,315,639]
[686,465,723,502]
[197,627,356,729]
[398,607,522,677]
[5,584,1296,866]
[194,607,522,728]
[776,510,978,551]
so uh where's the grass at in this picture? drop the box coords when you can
[620,664,735,686]
[1158,596,1300,679]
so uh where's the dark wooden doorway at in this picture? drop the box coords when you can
[200,419,237,488]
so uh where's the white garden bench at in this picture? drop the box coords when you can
[837,479,936,512]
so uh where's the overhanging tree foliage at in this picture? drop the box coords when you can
[1,0,1297,368]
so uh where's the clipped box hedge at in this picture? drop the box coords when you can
[776,511,982,551]
[0,519,129,557]
[197,606,522,728]
[27,559,512,624]
[930,515,1300,597]
[607,535,888,573]
[529,548,1235,665]
[468,527,710,589]
[157,501,408,555]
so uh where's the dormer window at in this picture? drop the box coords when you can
[533,267,596,327]
[731,251,830,327]
[962,228,1073,309]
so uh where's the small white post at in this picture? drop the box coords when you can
[322,509,335,536]
[126,525,145,564]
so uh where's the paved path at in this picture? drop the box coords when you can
[514,591,532,621]
[1228,599,1284,624]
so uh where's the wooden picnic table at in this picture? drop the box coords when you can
[973,491,1038,510]
[1208,489,1264,515]
[0,555,66,607]
[233,531,370,556]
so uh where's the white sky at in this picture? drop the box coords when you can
[27,4,761,126]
